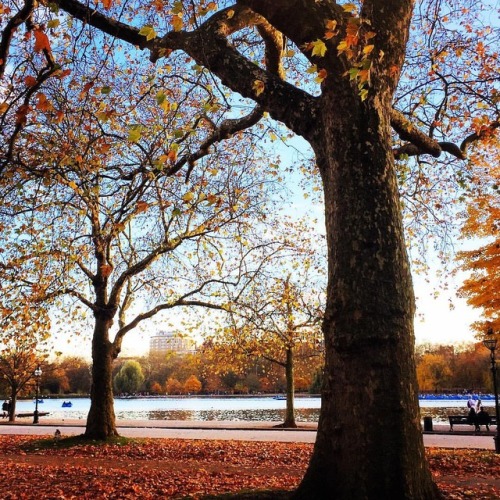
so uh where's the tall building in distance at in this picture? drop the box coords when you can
[149,330,196,355]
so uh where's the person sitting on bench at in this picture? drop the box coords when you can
[467,407,479,431]
[476,406,491,431]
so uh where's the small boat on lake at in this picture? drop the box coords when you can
[61,401,72,408]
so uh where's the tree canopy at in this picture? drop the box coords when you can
[1,0,499,498]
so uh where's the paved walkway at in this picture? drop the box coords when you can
[0,418,498,450]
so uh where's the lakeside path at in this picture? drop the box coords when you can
[0,418,498,450]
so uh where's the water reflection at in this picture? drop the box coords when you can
[17,396,482,424]
[116,408,321,422]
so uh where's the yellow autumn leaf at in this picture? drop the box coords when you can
[363,44,375,55]
[47,19,59,29]
[337,40,348,53]
[182,191,195,203]
[128,126,142,143]
[226,9,235,19]
[343,3,358,14]
[310,39,327,57]
[97,111,110,122]
[139,25,157,41]
[253,80,265,96]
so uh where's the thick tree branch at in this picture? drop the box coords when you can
[238,0,345,71]
[391,109,443,158]
[392,110,499,161]
[56,0,319,142]
[56,0,148,48]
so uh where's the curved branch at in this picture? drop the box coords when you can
[40,288,97,311]
[180,106,264,182]
[390,109,443,158]
[392,110,499,161]
[114,297,229,346]
[460,121,500,156]
[0,0,35,79]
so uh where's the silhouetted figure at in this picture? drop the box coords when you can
[476,407,491,431]
[467,407,479,431]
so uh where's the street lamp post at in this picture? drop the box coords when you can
[483,328,500,453]
[33,366,42,425]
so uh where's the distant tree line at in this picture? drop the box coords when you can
[0,346,324,398]
[2,341,494,399]
[416,342,495,393]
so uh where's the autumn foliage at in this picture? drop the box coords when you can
[457,183,500,337]
[0,436,497,499]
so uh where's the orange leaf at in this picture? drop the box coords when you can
[57,69,71,79]
[36,93,53,112]
[79,82,94,99]
[101,0,112,9]
[100,264,113,277]
[167,149,178,163]
[136,201,150,213]
[15,105,30,125]
[33,29,51,53]
[24,76,38,87]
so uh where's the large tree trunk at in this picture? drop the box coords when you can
[294,93,440,499]
[283,347,297,428]
[85,313,119,439]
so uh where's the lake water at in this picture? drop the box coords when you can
[14,396,497,424]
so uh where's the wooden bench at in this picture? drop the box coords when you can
[448,415,497,431]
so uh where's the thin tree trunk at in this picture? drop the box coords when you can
[8,389,17,422]
[283,347,297,428]
[294,96,440,499]
[85,314,118,439]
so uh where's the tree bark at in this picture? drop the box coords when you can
[283,347,297,428]
[293,91,440,499]
[85,312,119,439]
